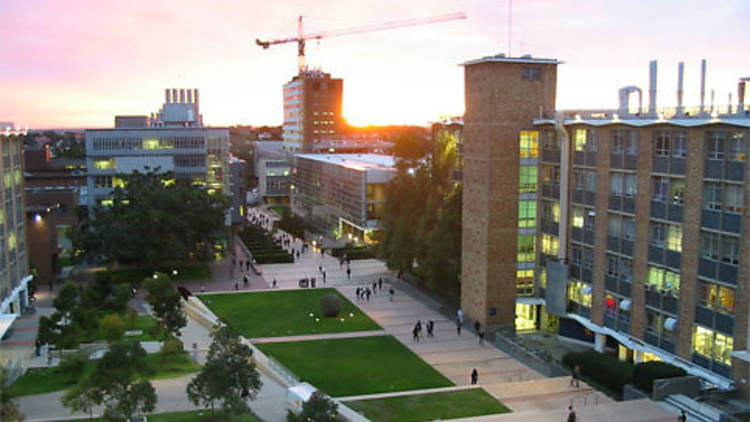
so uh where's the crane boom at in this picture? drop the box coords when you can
[256,12,466,73]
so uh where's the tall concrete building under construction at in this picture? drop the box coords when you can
[282,70,344,152]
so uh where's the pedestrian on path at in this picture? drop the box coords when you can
[677,410,687,422]
[243,275,249,287]
[378,278,383,290]
[412,325,420,342]
[318,265,322,273]
[474,320,481,336]
[272,279,278,289]
[416,320,422,337]
[457,308,464,324]
[389,287,394,301]
[570,364,581,388]
[456,317,463,336]
[347,268,351,280]
[234,282,239,290]
[322,270,326,283]
[471,368,478,385]
[356,287,361,299]
[478,330,485,345]
[372,281,377,293]
[427,320,434,337]
[365,288,371,301]
[567,406,577,422]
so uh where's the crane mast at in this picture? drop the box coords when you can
[256,12,467,73]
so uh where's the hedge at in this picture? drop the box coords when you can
[562,351,633,394]
[238,225,293,263]
[330,246,375,260]
[633,361,687,393]
[253,253,295,264]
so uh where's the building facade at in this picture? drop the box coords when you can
[85,89,229,212]
[460,55,559,329]
[282,70,343,152]
[0,125,32,337]
[291,154,394,241]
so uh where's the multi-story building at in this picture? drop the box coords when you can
[227,155,246,224]
[0,124,32,339]
[85,89,229,212]
[463,53,750,392]
[253,141,292,203]
[282,70,343,152]
[461,54,560,330]
[291,154,395,241]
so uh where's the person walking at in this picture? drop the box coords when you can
[456,317,463,336]
[416,320,422,339]
[470,368,478,385]
[478,330,485,345]
[347,268,351,280]
[677,410,687,422]
[243,274,249,287]
[567,406,577,422]
[412,325,420,342]
[427,320,434,337]
[356,287,361,300]
[389,287,395,301]
[365,288,371,301]
[474,320,481,335]
[378,278,383,290]
[322,270,326,283]
[318,265,323,273]
[457,308,464,325]
[570,364,581,388]
[372,281,377,293]
[272,278,277,289]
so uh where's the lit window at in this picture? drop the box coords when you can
[692,325,733,366]
[567,281,592,307]
[572,207,584,228]
[542,234,559,255]
[574,129,586,152]
[518,200,536,228]
[517,235,535,262]
[94,159,116,170]
[519,131,539,158]
[519,166,538,193]
[666,224,683,252]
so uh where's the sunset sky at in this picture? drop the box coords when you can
[2,0,749,129]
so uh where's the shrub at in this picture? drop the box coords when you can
[633,361,687,393]
[562,350,633,394]
[320,294,342,318]
[161,337,184,356]
[59,350,89,376]
[99,314,125,342]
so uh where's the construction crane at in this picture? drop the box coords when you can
[256,12,467,73]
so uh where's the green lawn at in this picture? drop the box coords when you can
[347,388,511,422]
[257,336,453,397]
[198,289,381,338]
[66,410,262,422]
[9,352,200,396]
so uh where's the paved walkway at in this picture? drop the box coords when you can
[250,329,388,344]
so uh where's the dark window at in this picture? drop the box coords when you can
[522,67,541,81]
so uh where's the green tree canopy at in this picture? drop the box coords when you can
[0,367,24,422]
[74,171,227,269]
[144,273,187,339]
[187,325,262,417]
[286,392,340,422]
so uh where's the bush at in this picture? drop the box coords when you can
[633,361,687,393]
[59,350,88,376]
[562,351,633,394]
[99,314,125,342]
[330,246,375,260]
[320,294,342,318]
[161,337,184,356]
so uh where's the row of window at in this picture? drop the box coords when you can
[519,131,539,158]
[92,137,206,151]
[700,231,740,265]
[650,222,683,252]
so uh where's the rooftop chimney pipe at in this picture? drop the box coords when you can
[193,89,199,105]
[165,89,171,104]
[677,62,684,115]
[172,89,178,104]
[700,59,706,113]
[179,89,185,103]
[648,60,658,115]
[738,80,746,115]
[187,89,193,103]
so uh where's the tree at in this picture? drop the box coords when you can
[99,314,125,342]
[286,392,340,422]
[83,341,156,421]
[74,171,227,270]
[0,367,24,422]
[187,325,262,417]
[61,377,100,420]
[144,273,187,339]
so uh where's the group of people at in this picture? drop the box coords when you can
[454,309,485,345]
[355,278,394,301]
[412,319,435,341]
